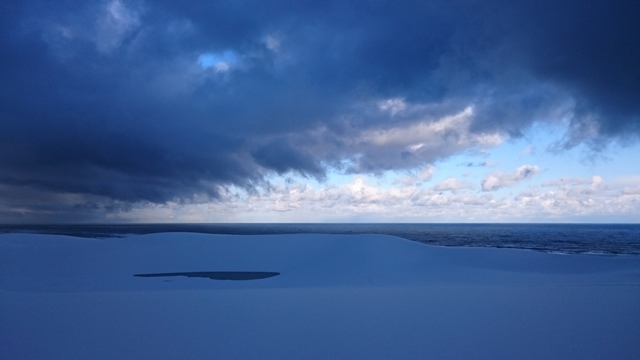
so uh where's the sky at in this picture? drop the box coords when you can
[1,0,639,223]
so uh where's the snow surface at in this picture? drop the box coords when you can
[1,233,639,359]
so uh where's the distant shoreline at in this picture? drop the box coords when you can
[1,223,639,256]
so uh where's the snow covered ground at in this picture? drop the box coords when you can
[2,233,639,359]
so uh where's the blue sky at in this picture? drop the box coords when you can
[1,0,639,223]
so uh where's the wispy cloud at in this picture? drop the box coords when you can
[482,165,540,192]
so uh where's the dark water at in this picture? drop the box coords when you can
[1,223,639,256]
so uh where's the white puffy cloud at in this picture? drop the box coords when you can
[321,105,506,173]
[433,177,473,192]
[377,98,407,116]
[99,171,639,223]
[482,165,540,191]
[361,106,499,151]
[393,166,435,186]
[264,103,506,176]
[512,175,639,219]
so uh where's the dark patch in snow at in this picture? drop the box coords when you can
[134,271,280,281]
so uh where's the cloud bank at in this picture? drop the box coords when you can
[1,0,639,221]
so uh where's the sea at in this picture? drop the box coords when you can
[2,223,639,256]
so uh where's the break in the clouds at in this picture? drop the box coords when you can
[1,0,639,222]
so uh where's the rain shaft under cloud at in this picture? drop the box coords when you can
[1,0,639,221]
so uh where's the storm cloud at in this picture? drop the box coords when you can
[1,0,638,221]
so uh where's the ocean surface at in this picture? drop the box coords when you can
[2,223,639,256]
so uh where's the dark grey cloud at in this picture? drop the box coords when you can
[494,0,640,141]
[251,140,324,177]
[1,0,638,221]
